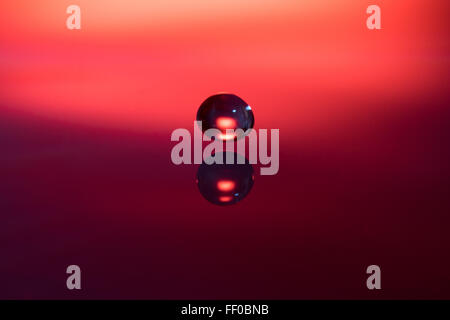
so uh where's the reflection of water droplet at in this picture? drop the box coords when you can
[196,93,255,140]
[196,152,254,206]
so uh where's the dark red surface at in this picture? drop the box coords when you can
[1,92,450,299]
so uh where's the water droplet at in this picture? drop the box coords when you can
[196,93,255,140]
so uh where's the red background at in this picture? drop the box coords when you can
[1,0,449,298]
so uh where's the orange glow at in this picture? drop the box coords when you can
[217,180,235,192]
[218,133,236,140]
[216,117,237,130]
[219,196,233,202]
[0,0,445,138]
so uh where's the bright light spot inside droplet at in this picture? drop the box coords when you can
[217,180,235,192]
[218,132,236,140]
[219,196,233,202]
[216,117,237,130]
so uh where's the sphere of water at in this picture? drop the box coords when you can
[196,93,255,140]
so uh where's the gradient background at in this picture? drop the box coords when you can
[1,0,449,299]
